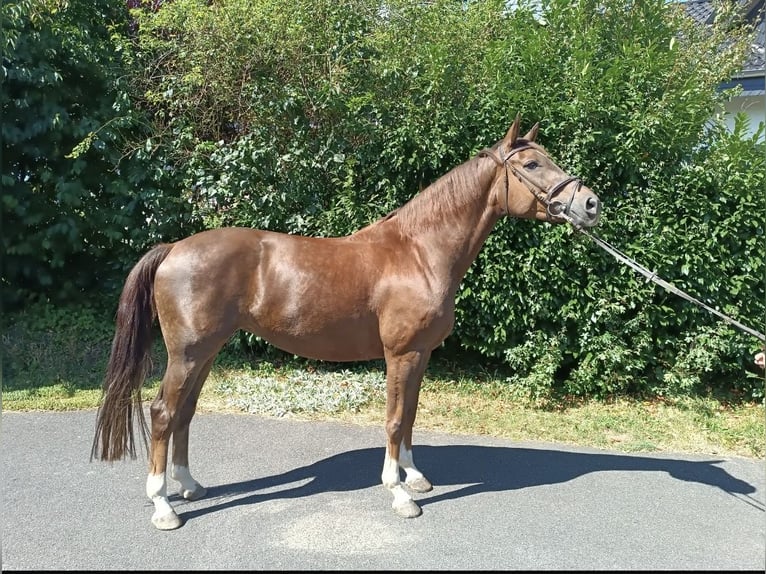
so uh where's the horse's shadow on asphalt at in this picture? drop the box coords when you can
[174,444,763,523]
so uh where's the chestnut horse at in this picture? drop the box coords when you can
[91,115,601,530]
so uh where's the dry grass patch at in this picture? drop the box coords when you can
[4,357,762,460]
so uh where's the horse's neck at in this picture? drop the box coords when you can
[421,202,501,288]
[384,159,502,288]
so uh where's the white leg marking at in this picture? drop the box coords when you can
[398,444,425,483]
[381,445,421,517]
[146,472,183,529]
[146,473,174,518]
[171,464,203,499]
[381,446,402,491]
[390,484,413,506]
[399,441,433,493]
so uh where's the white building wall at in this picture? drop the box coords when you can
[722,95,765,141]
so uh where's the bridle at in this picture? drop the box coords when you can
[478,145,582,222]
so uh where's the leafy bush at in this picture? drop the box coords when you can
[2,298,168,391]
[3,300,117,390]
[6,0,763,400]
[0,0,198,309]
[126,0,765,399]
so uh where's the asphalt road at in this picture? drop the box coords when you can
[1,410,764,570]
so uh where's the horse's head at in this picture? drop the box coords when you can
[482,115,601,228]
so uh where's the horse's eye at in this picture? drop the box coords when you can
[524,161,539,170]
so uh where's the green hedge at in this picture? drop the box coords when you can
[0,0,199,307]
[4,0,763,399]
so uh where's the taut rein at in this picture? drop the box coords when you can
[478,145,582,221]
[571,225,766,342]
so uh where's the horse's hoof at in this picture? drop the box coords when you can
[393,499,422,518]
[405,476,433,493]
[180,484,207,501]
[152,510,183,531]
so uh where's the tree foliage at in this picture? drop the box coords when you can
[0,0,197,308]
[4,0,763,399]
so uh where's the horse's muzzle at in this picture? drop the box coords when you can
[550,186,601,228]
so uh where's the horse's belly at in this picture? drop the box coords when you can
[247,314,385,362]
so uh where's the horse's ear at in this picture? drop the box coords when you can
[523,122,539,142]
[504,114,522,145]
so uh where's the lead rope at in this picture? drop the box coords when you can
[562,216,766,342]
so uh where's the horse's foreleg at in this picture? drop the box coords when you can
[398,378,433,494]
[381,349,430,518]
[169,356,215,502]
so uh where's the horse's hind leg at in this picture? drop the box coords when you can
[381,349,431,518]
[145,350,218,530]
[170,355,216,502]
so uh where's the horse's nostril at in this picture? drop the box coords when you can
[586,197,601,215]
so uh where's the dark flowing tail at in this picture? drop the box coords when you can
[91,243,174,462]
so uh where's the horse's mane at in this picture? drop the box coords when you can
[360,151,498,237]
